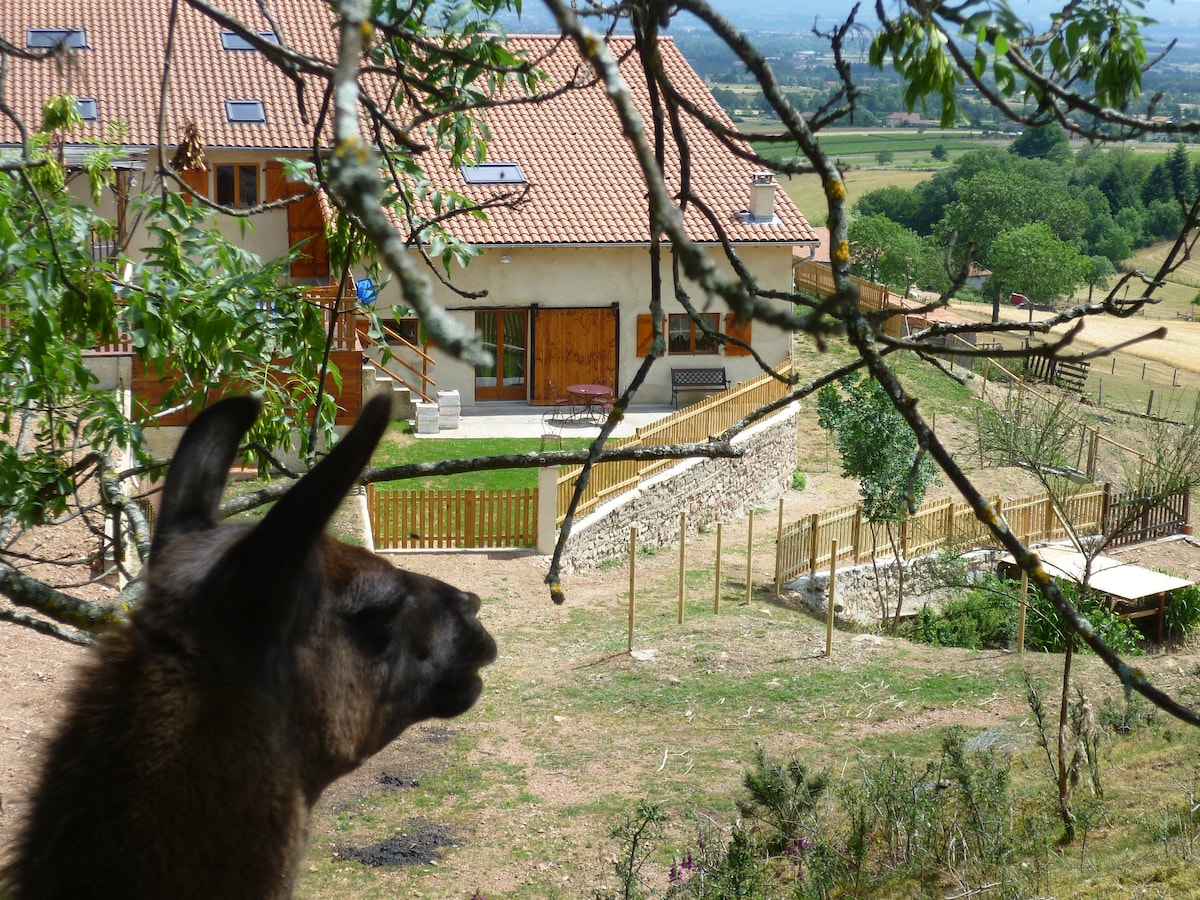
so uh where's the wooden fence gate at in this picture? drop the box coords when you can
[367,484,538,550]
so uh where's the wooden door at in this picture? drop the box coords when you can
[531,307,618,405]
[475,309,528,401]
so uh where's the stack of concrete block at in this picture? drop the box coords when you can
[414,401,440,435]
[437,389,461,430]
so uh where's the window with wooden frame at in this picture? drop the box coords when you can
[215,164,258,207]
[668,312,720,355]
[381,317,419,346]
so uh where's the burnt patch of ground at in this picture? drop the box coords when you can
[418,724,458,745]
[378,770,422,790]
[333,819,457,867]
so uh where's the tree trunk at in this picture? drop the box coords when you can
[886,521,905,634]
[1058,639,1077,841]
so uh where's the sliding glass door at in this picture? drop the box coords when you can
[475,309,528,401]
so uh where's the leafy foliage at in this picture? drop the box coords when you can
[816,375,939,524]
[736,745,829,852]
[908,578,1017,650]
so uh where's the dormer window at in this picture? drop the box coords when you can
[27,28,87,50]
[460,162,526,185]
[75,98,98,121]
[225,100,266,124]
[220,30,280,51]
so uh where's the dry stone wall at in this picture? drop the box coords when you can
[560,403,800,570]
[783,548,1001,627]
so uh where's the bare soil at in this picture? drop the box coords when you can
[3,365,1200,893]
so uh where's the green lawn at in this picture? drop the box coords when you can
[370,424,592,491]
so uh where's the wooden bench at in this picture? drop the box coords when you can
[670,366,729,407]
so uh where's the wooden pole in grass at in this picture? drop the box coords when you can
[628,526,636,652]
[714,523,723,615]
[745,509,755,605]
[1017,567,1028,653]
[826,539,837,657]
[775,498,784,597]
[678,512,686,625]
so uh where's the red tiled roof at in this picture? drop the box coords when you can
[421,36,816,246]
[0,0,336,151]
[0,4,816,246]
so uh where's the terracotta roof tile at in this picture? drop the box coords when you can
[0,4,816,247]
[418,36,816,247]
[0,0,335,151]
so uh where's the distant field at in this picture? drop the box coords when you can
[756,128,1011,225]
[778,166,931,225]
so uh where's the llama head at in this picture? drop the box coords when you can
[5,393,497,898]
[142,392,497,792]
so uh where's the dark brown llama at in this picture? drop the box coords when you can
[2,394,497,899]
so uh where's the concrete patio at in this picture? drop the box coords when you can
[407,402,677,440]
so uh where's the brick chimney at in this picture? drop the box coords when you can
[749,171,777,222]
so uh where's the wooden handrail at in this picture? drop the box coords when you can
[362,354,434,403]
[359,330,436,394]
[375,320,436,367]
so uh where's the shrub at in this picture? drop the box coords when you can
[1098,693,1158,734]
[1165,584,1200,641]
[736,746,829,852]
[666,825,766,899]
[905,574,1017,650]
[791,469,807,491]
[1024,580,1142,656]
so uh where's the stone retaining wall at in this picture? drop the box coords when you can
[783,547,1001,628]
[558,403,800,571]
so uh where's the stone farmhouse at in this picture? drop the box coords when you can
[0,0,818,415]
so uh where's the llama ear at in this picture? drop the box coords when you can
[152,396,261,554]
[245,393,393,569]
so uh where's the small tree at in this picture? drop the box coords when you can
[875,149,895,166]
[987,223,1089,310]
[848,214,924,294]
[930,143,949,162]
[817,375,939,631]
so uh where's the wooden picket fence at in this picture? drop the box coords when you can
[776,485,1112,584]
[555,361,793,527]
[367,484,538,550]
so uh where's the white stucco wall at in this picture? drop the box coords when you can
[373,243,795,407]
[69,149,300,274]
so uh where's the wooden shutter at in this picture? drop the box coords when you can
[179,167,208,203]
[265,159,287,202]
[724,313,752,356]
[636,314,665,358]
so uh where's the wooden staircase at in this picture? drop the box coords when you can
[306,285,437,417]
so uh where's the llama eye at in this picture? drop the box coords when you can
[345,605,399,654]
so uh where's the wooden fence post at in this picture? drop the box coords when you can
[628,526,637,653]
[1017,568,1028,653]
[944,500,955,552]
[826,539,837,657]
[808,512,819,578]
[746,509,755,606]
[775,498,784,597]
[852,505,862,563]
[678,511,686,625]
[464,490,476,549]
[714,523,723,616]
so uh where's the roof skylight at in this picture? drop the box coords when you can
[460,162,526,185]
[27,28,87,50]
[220,30,281,51]
[225,100,266,124]
[75,98,98,121]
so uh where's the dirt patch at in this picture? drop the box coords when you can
[333,820,457,867]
